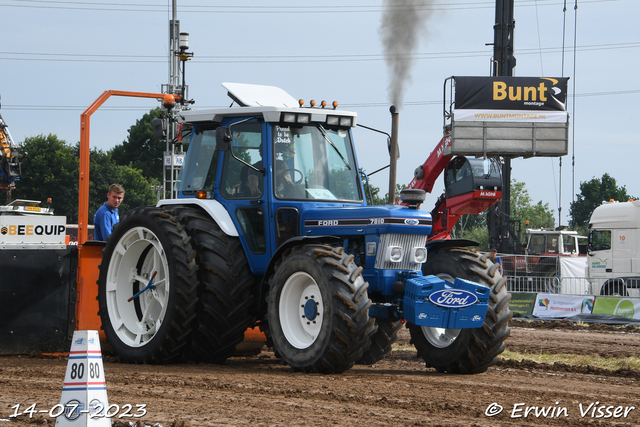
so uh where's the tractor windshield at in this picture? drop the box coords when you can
[272,124,362,201]
[528,233,559,255]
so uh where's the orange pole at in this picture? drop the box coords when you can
[78,90,176,244]
[76,90,178,333]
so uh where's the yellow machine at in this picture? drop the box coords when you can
[0,109,21,190]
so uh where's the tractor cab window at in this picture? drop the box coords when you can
[180,126,218,195]
[444,157,473,198]
[563,235,576,253]
[456,161,472,181]
[528,234,546,255]
[528,234,561,255]
[471,159,501,180]
[445,157,502,198]
[220,122,263,199]
[272,124,361,201]
[589,229,612,252]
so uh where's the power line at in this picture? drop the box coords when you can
[0,0,623,13]
[576,89,640,97]
[1,42,638,64]
[3,89,638,111]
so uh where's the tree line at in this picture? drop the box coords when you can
[10,109,164,223]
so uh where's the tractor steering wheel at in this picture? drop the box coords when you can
[281,168,304,185]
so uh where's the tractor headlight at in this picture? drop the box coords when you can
[411,247,427,264]
[282,112,296,123]
[281,112,311,124]
[339,116,353,127]
[385,246,403,263]
[326,115,353,127]
[326,115,340,126]
[297,114,311,124]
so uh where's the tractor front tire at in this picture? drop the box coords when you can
[267,244,376,373]
[409,247,512,374]
[97,207,198,364]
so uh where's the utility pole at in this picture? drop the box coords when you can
[488,0,520,254]
[162,0,184,199]
[169,0,180,96]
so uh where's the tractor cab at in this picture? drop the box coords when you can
[172,83,366,273]
[526,228,587,256]
[444,156,502,198]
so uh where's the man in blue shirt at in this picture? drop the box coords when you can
[94,184,125,241]
[490,248,503,275]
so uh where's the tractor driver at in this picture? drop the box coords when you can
[246,169,262,197]
[274,160,294,198]
[94,184,125,241]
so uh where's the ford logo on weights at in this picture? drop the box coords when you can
[428,289,478,308]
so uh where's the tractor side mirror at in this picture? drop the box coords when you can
[216,127,232,151]
[151,118,166,140]
[386,136,400,160]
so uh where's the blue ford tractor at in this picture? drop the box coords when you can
[97,83,511,374]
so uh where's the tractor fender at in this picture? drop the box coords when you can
[426,238,479,254]
[157,198,239,237]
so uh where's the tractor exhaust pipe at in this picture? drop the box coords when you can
[388,105,399,204]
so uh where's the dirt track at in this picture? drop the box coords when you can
[2,320,640,427]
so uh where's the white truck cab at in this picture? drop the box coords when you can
[526,227,586,256]
[587,200,640,296]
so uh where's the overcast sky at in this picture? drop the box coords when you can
[2,0,638,225]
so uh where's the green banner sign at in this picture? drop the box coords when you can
[508,292,537,317]
[593,297,638,319]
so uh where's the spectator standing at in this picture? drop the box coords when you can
[490,248,503,275]
[94,184,125,241]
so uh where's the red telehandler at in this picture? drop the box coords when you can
[400,131,503,241]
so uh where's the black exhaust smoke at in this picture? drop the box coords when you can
[380,0,435,109]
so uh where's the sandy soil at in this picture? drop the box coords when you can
[2,320,640,427]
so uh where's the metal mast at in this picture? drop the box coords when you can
[487,0,520,253]
[168,1,180,95]
[162,0,183,199]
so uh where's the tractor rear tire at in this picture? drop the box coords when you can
[267,244,376,373]
[97,206,198,364]
[168,206,255,363]
[356,320,402,365]
[409,247,512,374]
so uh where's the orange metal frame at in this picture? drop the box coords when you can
[78,90,174,244]
[75,90,174,332]
[74,90,266,348]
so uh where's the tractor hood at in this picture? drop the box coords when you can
[301,204,432,237]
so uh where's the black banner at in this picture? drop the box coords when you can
[455,76,569,111]
[0,247,77,354]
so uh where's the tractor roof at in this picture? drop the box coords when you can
[176,83,357,126]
